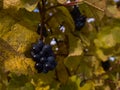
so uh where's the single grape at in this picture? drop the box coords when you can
[75,21,85,30]
[42,45,53,56]
[40,57,47,64]
[32,54,41,62]
[31,51,35,57]
[43,62,52,71]
[75,15,86,30]
[38,40,44,50]
[47,56,55,63]
[49,64,56,70]
[101,60,110,71]
[39,51,45,57]
[32,44,41,53]
[35,63,43,73]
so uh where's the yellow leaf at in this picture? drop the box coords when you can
[96,49,108,61]
[107,5,120,18]
[68,33,83,56]
[3,0,21,10]
[4,56,35,75]
[2,24,39,54]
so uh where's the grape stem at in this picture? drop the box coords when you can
[37,0,46,40]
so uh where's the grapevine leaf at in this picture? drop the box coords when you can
[56,56,69,84]
[4,56,35,75]
[68,33,83,56]
[95,48,108,61]
[112,27,120,43]
[3,0,21,10]
[21,0,39,12]
[0,37,35,75]
[0,15,15,37]
[47,6,75,33]
[80,0,105,20]
[7,73,35,90]
[59,75,94,90]
[106,4,120,18]
[3,0,39,11]
[85,0,106,10]
[22,82,35,90]
[94,26,116,49]
[2,23,39,54]
[64,56,82,72]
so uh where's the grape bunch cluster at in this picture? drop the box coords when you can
[70,5,86,30]
[31,40,57,73]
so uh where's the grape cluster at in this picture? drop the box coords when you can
[70,5,86,30]
[31,40,57,73]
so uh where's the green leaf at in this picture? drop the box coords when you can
[20,82,35,90]
[112,27,120,43]
[7,73,35,90]
[94,26,116,48]
[60,75,95,90]
[21,0,39,12]
[64,56,82,72]
[3,0,39,11]
[68,33,83,56]
[0,16,15,37]
[95,49,108,61]
[56,56,69,84]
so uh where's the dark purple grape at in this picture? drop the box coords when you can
[101,60,110,71]
[42,45,52,52]
[38,40,44,44]
[32,54,41,61]
[31,51,35,57]
[47,56,55,63]
[35,63,43,73]
[40,57,47,64]
[44,62,57,71]
[50,64,56,70]
[32,44,41,53]
[37,40,44,49]
[39,51,45,57]
[70,5,86,30]
[75,15,86,30]
[43,62,52,71]
[42,45,53,57]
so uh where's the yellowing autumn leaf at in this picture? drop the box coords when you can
[4,56,35,75]
[2,24,39,54]
[3,0,39,11]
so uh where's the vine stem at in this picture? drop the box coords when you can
[37,0,46,40]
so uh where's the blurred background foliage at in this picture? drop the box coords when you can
[0,0,120,90]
